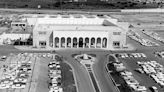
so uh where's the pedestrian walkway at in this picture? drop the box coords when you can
[14,44,136,51]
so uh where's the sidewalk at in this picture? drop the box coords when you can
[15,44,136,51]
[110,44,136,51]
[14,46,54,51]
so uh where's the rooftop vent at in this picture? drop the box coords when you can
[61,15,70,18]
[49,15,58,18]
[85,15,95,18]
[73,15,82,18]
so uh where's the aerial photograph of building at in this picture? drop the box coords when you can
[0,0,163,92]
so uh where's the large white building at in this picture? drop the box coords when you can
[29,14,129,50]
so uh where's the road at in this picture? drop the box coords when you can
[0,8,164,14]
[91,52,117,92]
[58,51,95,92]
[0,8,121,14]
[58,50,117,92]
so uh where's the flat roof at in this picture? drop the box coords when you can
[36,18,117,26]
[22,14,113,19]
[35,24,123,32]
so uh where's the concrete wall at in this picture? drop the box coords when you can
[26,17,38,26]
[33,29,52,47]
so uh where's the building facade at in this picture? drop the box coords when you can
[31,14,129,50]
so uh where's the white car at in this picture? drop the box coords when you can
[49,83,58,88]
[124,53,129,58]
[120,54,125,58]
[47,54,52,58]
[150,86,158,92]
[2,80,13,85]
[49,62,57,64]
[51,79,58,84]
[56,65,60,69]
[132,85,147,92]
[49,74,61,79]
[42,54,47,58]
[28,61,32,64]
[14,78,27,83]
[132,53,138,58]
[11,84,25,89]
[0,84,10,89]
[136,53,142,58]
[49,86,59,91]
[49,65,56,68]
[140,53,147,58]
[19,73,28,78]
[120,71,132,76]
[135,68,144,74]
[55,62,60,65]
[125,79,139,85]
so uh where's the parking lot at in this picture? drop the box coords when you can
[0,53,65,92]
[0,53,38,92]
[114,52,164,92]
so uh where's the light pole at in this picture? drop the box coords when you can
[60,0,62,11]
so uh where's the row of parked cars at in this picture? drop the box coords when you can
[48,54,63,92]
[112,62,147,92]
[0,53,32,89]
[137,60,164,88]
[128,30,159,46]
[142,30,164,43]
[115,53,147,59]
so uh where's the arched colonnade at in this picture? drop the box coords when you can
[54,37,107,48]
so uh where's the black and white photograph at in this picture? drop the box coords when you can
[0,0,163,92]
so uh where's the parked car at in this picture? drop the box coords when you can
[12,83,25,89]
[14,78,27,83]
[149,86,158,92]
[0,84,10,89]
[135,68,144,74]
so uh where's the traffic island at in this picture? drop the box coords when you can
[73,54,95,65]
[73,53,101,92]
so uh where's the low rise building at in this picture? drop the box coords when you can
[31,14,129,50]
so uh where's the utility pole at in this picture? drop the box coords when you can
[60,0,62,11]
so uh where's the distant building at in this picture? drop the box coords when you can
[11,21,27,29]
[0,32,31,45]
[11,17,28,29]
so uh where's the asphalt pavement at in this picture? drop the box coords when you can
[57,50,118,92]
[92,52,118,92]
[58,51,95,92]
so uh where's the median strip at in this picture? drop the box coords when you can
[85,64,100,92]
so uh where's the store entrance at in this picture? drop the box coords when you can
[79,38,83,48]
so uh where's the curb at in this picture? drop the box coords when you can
[106,54,121,92]
[90,61,102,92]
[62,58,79,92]
[83,65,97,92]
[105,64,120,92]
